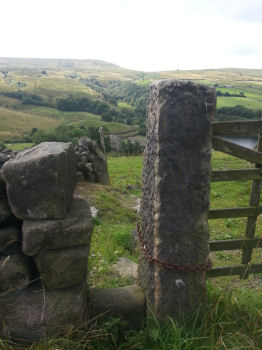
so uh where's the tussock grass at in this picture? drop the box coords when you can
[1,286,261,349]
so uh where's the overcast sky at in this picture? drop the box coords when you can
[1,0,262,71]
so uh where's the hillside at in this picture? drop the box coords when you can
[0,58,262,142]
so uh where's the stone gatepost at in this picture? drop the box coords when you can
[138,79,216,319]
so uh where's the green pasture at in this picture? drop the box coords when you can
[217,96,262,109]
[0,106,59,141]
[0,106,136,142]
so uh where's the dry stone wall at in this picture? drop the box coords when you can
[0,142,94,340]
[75,137,110,185]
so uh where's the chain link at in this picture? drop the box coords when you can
[137,222,212,272]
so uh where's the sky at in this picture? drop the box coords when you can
[0,0,262,72]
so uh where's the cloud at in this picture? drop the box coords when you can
[224,0,262,22]
[226,44,260,56]
[189,0,262,23]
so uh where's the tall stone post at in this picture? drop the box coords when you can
[138,79,216,319]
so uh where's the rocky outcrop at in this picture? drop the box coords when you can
[75,137,110,185]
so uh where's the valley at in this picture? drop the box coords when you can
[1,58,262,145]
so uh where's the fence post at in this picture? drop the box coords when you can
[138,79,216,319]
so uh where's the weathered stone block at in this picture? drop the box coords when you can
[0,198,12,223]
[0,283,87,340]
[89,285,145,328]
[0,226,20,253]
[23,197,93,256]
[110,257,138,279]
[138,79,216,319]
[1,142,77,219]
[34,246,89,289]
[0,254,30,291]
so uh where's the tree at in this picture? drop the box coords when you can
[101,112,113,122]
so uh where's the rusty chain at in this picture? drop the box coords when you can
[137,222,212,272]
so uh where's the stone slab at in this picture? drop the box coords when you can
[34,246,89,289]
[1,142,77,219]
[89,285,145,328]
[22,197,93,256]
[0,283,87,340]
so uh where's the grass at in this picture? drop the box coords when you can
[76,156,142,287]
[1,105,136,137]
[2,285,262,349]
[117,101,132,109]
[7,143,33,151]
[69,118,136,134]
[217,96,262,109]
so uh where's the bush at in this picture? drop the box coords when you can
[121,140,142,155]
[216,105,262,121]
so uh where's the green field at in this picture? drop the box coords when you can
[0,106,59,141]
[117,101,132,109]
[217,96,262,109]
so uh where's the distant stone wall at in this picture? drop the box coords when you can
[75,137,110,185]
[0,142,94,340]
